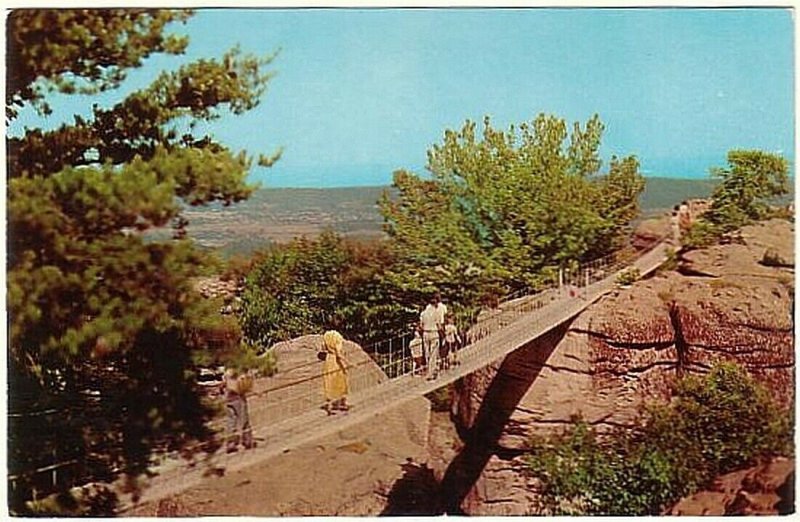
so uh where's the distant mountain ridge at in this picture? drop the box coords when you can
[639,177,717,213]
[183,177,789,256]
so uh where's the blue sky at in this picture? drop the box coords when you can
[11,8,795,187]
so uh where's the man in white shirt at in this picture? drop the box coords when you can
[433,293,448,372]
[420,294,443,380]
[433,293,447,329]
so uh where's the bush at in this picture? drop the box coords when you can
[682,219,721,249]
[615,267,640,286]
[523,362,793,515]
[658,247,679,273]
[239,232,410,348]
[226,342,277,377]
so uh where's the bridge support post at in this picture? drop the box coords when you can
[584,269,589,298]
[389,338,394,378]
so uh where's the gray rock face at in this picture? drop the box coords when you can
[451,218,795,515]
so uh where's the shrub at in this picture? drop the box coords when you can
[523,362,793,515]
[682,219,721,249]
[767,204,794,222]
[226,342,277,377]
[615,267,640,286]
[657,247,679,274]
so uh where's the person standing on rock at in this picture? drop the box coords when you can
[221,368,254,452]
[322,330,350,414]
[420,295,443,380]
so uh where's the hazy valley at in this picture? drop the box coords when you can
[179,177,730,256]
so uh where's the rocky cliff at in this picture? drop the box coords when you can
[668,456,794,516]
[449,218,794,515]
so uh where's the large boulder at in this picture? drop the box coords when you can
[247,334,388,429]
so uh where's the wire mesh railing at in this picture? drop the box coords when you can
[8,235,671,508]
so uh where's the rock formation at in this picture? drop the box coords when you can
[667,457,794,516]
[449,218,794,515]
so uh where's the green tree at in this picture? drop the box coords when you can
[7,9,278,512]
[706,150,790,230]
[239,232,407,348]
[380,114,644,314]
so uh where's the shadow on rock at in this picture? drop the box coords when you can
[380,461,447,516]
[775,470,795,515]
[440,320,570,513]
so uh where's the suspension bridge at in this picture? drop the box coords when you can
[10,236,672,512]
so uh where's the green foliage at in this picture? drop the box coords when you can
[658,247,679,273]
[524,362,793,516]
[685,150,790,249]
[22,484,117,517]
[7,9,192,119]
[767,203,795,223]
[7,8,278,511]
[615,267,640,286]
[706,150,790,231]
[380,114,645,321]
[682,219,722,249]
[240,232,409,348]
[226,343,277,377]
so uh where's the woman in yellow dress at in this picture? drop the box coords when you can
[322,330,350,414]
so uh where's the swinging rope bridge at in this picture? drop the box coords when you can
[9,236,672,511]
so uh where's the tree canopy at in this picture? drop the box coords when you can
[684,149,790,247]
[7,9,278,512]
[239,232,405,348]
[240,114,646,355]
[379,114,645,312]
[705,149,790,230]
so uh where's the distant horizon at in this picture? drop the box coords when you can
[249,155,795,189]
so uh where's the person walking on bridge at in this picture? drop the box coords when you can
[221,368,254,453]
[420,294,445,380]
[409,328,424,376]
[322,330,350,415]
[443,315,462,369]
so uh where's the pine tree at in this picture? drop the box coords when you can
[7,9,279,511]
